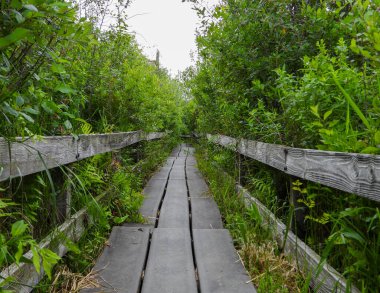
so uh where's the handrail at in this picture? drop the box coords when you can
[207,134,380,202]
[0,131,166,182]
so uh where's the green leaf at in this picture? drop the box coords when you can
[20,112,34,123]
[332,72,371,130]
[16,96,24,106]
[55,84,74,94]
[0,28,30,49]
[310,105,320,118]
[10,0,22,9]
[31,245,41,274]
[51,63,66,74]
[41,100,60,114]
[3,102,19,117]
[15,242,24,264]
[374,131,380,145]
[24,107,39,115]
[40,249,60,280]
[11,220,28,237]
[23,4,38,12]
[13,10,25,23]
[360,147,380,154]
[323,109,333,121]
[64,120,72,130]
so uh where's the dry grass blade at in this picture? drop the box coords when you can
[48,265,104,293]
[240,241,303,292]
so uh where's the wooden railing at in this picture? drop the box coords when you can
[0,131,165,182]
[0,131,166,293]
[207,134,380,293]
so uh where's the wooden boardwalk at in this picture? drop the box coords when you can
[82,144,256,293]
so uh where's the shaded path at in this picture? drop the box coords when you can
[83,144,256,293]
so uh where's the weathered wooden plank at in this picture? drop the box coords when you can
[158,180,189,228]
[77,131,142,160]
[191,198,223,229]
[141,228,197,293]
[1,207,88,293]
[188,178,209,197]
[81,226,150,293]
[186,156,197,166]
[169,166,186,180]
[186,166,204,180]
[193,229,256,293]
[236,185,360,293]
[140,179,167,224]
[0,135,77,182]
[0,131,166,182]
[149,167,171,180]
[208,134,380,202]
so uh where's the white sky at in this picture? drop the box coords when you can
[126,0,219,76]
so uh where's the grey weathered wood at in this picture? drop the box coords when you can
[208,134,380,202]
[186,166,204,180]
[141,228,197,293]
[81,226,150,293]
[1,207,88,293]
[186,156,197,166]
[172,157,186,167]
[236,185,360,293]
[158,180,189,228]
[57,177,72,222]
[169,166,186,180]
[193,229,256,293]
[0,131,166,182]
[149,167,171,180]
[188,178,209,197]
[140,179,167,224]
[191,198,224,229]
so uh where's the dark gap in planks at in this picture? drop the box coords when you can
[185,149,201,293]
[137,145,180,293]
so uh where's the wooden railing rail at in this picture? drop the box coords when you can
[0,131,166,182]
[207,134,380,202]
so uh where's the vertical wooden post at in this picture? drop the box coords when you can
[57,175,72,222]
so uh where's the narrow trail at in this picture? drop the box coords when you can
[82,144,256,293]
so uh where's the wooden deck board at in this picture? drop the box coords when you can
[191,197,224,229]
[193,229,256,293]
[141,228,197,293]
[81,226,150,293]
[158,180,189,228]
[140,179,166,224]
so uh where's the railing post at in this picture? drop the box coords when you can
[57,174,72,222]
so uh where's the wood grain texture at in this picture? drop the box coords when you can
[236,185,360,293]
[0,131,165,182]
[208,134,380,202]
[141,228,197,293]
[81,226,151,293]
[193,229,256,293]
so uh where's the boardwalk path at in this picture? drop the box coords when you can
[83,144,256,293]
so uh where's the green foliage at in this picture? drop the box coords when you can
[0,0,186,289]
[186,0,380,291]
